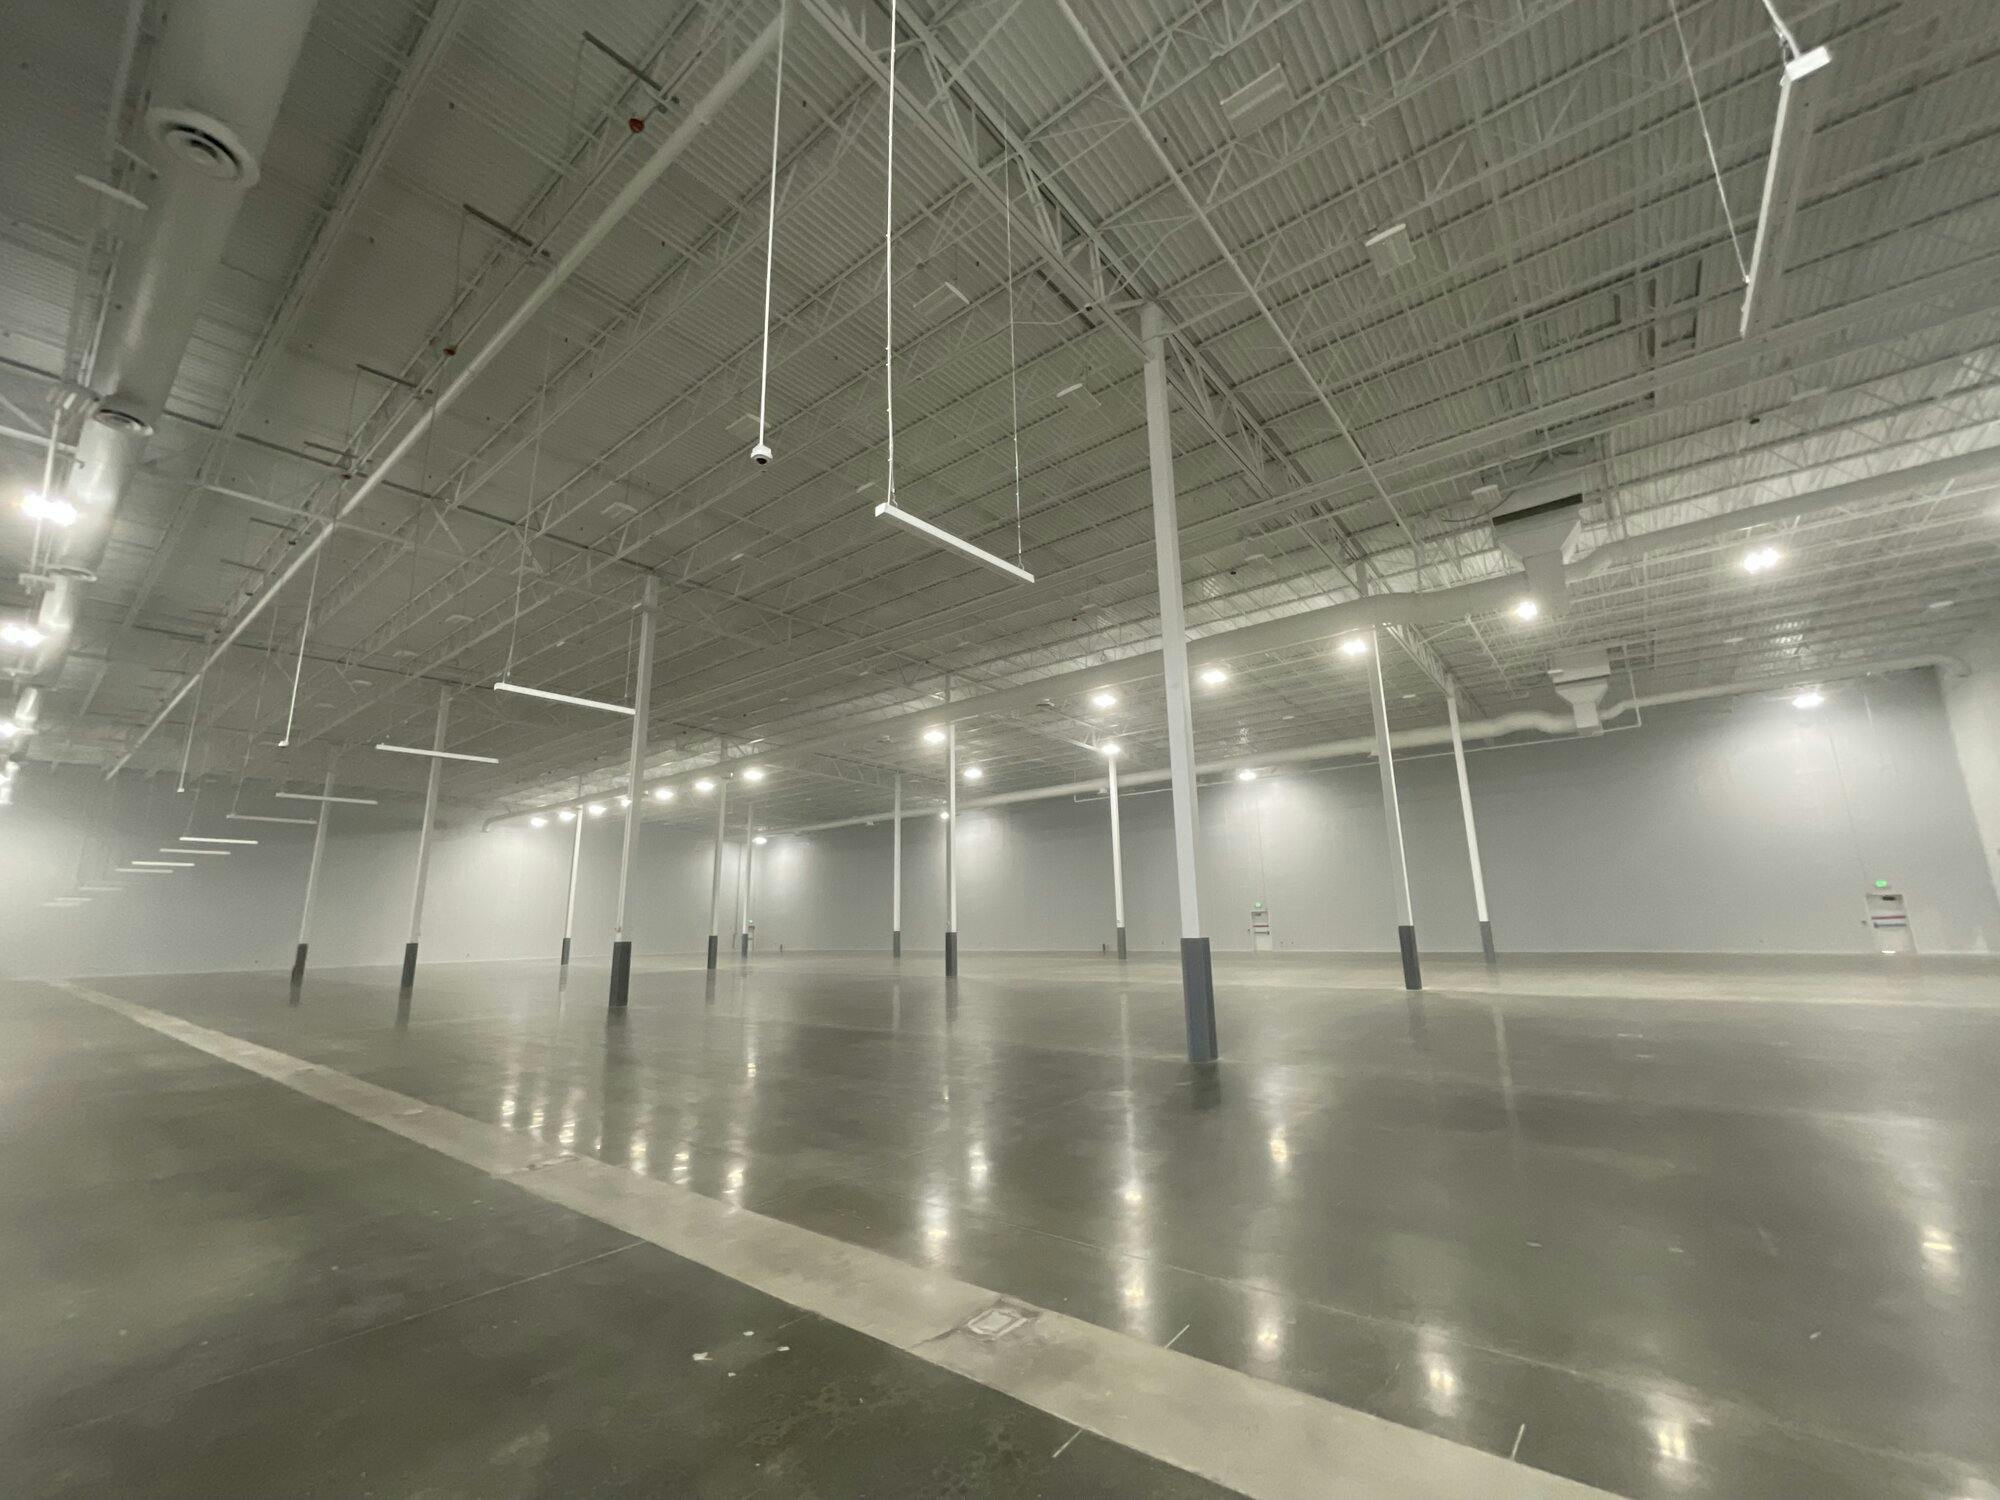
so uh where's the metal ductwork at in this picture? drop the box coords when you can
[751,654,1961,840]
[1549,648,1613,734]
[1488,463,1589,617]
[16,0,319,708]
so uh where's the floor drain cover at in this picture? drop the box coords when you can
[965,1306,1028,1339]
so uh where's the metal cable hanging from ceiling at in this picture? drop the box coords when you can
[869,0,1033,584]
[752,0,787,467]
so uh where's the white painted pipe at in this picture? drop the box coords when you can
[106,15,784,777]
[890,770,902,952]
[1107,752,1126,952]
[405,687,450,949]
[1446,687,1492,927]
[561,772,585,961]
[612,575,658,944]
[772,655,1959,837]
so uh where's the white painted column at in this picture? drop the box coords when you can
[560,773,585,966]
[400,685,450,989]
[1364,625,1421,990]
[1141,301,1216,1061]
[944,723,959,977]
[609,574,658,1006]
[1107,750,1128,959]
[705,773,729,969]
[291,757,337,981]
[737,800,755,957]
[1446,685,1497,964]
[891,770,903,957]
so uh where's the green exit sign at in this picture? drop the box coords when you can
[1874,879,1890,890]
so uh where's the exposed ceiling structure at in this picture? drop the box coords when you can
[4,0,1998,834]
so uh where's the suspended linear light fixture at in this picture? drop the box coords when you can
[180,835,258,845]
[1740,42,1832,337]
[869,0,1033,586]
[874,502,1036,583]
[492,681,633,716]
[374,743,501,764]
[227,812,319,825]
[276,791,379,806]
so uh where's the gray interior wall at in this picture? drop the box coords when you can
[1942,627,2000,910]
[304,818,744,969]
[0,771,318,978]
[6,667,1996,979]
[753,669,2000,957]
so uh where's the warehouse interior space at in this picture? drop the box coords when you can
[3,0,1999,1496]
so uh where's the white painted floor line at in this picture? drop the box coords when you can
[59,982,1619,1500]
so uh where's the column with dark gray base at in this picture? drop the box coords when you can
[1141,303,1216,1061]
[560,773,584,966]
[705,771,729,971]
[1105,746,1128,959]
[944,725,958,978]
[890,771,902,957]
[1363,625,1422,991]
[1446,686,1499,966]
[736,799,754,959]
[400,687,450,991]
[608,574,658,1008]
[293,758,338,982]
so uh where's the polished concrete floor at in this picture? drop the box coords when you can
[10,948,2000,1498]
[0,983,1237,1497]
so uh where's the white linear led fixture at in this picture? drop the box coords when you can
[874,501,1035,583]
[163,848,228,856]
[276,792,379,806]
[493,681,634,716]
[181,835,258,845]
[117,867,177,875]
[1740,46,1833,338]
[376,742,500,764]
[131,859,195,868]
[228,812,319,825]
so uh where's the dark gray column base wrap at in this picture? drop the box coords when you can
[1479,919,1497,966]
[608,940,632,1007]
[290,943,308,982]
[739,932,750,959]
[705,934,719,970]
[559,935,571,966]
[944,930,958,977]
[1179,936,1218,1063]
[1115,926,1128,960]
[891,929,901,958]
[1398,924,1423,990]
[398,942,418,990]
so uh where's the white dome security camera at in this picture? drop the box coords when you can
[751,442,772,465]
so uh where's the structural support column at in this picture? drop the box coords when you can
[292,756,338,981]
[401,685,450,990]
[705,773,729,969]
[560,773,584,966]
[890,771,903,957]
[944,725,959,977]
[1364,625,1422,990]
[1141,303,1217,1062]
[609,574,658,1007]
[1106,751,1128,959]
[737,800,755,958]
[1446,686,1497,965]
